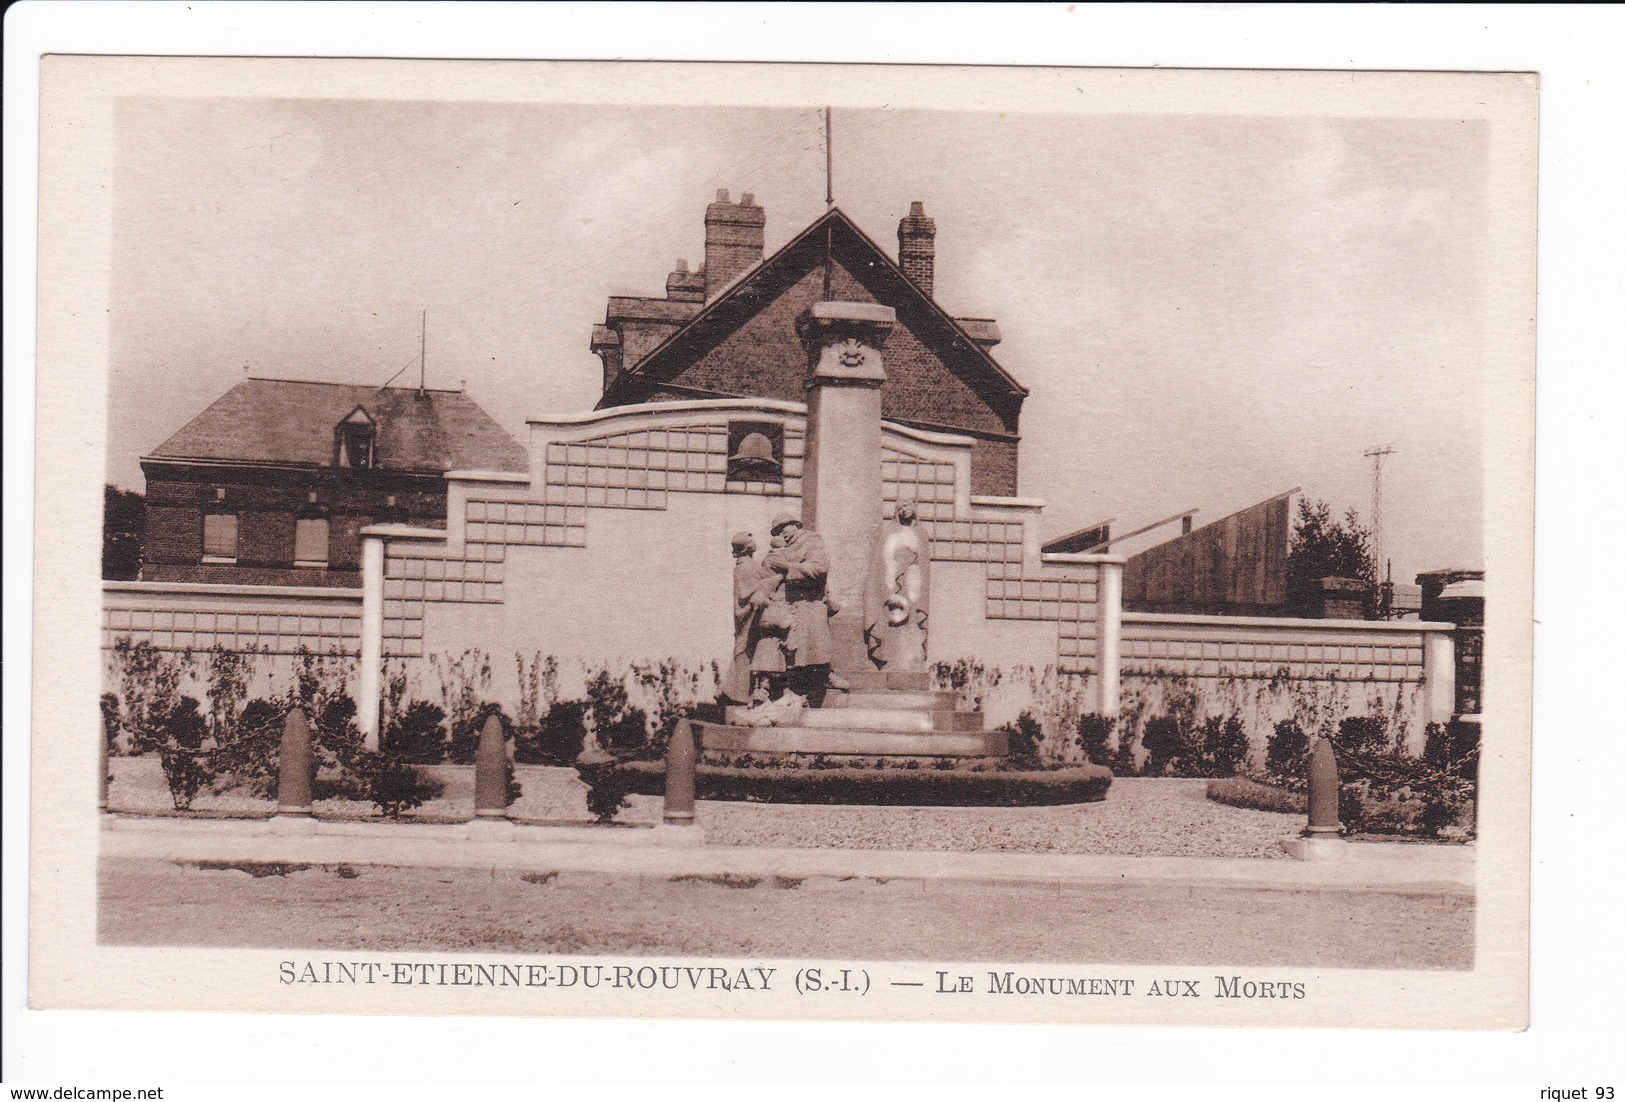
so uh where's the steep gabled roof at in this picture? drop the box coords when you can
[146,378,528,474]
[600,206,1028,409]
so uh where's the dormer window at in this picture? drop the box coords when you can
[335,407,376,469]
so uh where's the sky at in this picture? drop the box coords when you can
[108,97,1489,583]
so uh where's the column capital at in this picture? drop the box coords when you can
[797,301,896,385]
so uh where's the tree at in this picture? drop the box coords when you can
[1286,497,1376,614]
[103,485,145,580]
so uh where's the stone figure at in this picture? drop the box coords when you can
[721,532,764,704]
[763,513,847,702]
[864,500,932,671]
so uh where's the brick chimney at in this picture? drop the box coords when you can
[704,189,765,299]
[665,258,705,303]
[897,200,936,298]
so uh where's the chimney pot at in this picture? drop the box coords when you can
[741,192,755,205]
[716,188,730,202]
[910,201,925,216]
[676,259,688,272]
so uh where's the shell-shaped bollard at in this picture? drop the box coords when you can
[277,707,315,817]
[474,713,510,819]
[663,718,698,826]
[1303,735,1343,837]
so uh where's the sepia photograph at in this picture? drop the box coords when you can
[24,46,1541,1044]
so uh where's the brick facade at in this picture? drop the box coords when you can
[141,463,446,588]
[594,202,1027,497]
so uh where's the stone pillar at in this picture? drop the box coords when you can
[1422,628,1457,727]
[358,535,385,750]
[1095,558,1124,717]
[796,301,896,676]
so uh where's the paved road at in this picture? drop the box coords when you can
[100,856,1474,969]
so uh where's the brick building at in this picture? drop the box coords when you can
[591,193,1028,496]
[140,378,526,587]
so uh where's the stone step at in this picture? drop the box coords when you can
[695,720,1008,759]
[824,689,961,711]
[723,705,983,733]
[835,669,933,692]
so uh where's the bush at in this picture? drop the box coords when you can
[1140,716,1182,776]
[1074,713,1114,766]
[1001,711,1045,768]
[1424,719,1481,781]
[573,754,632,823]
[368,754,444,819]
[1206,776,1307,815]
[1201,715,1250,777]
[515,701,587,765]
[585,670,649,755]
[1337,715,1390,756]
[1110,730,1140,777]
[384,701,448,764]
[590,758,1114,807]
[158,697,212,810]
[310,695,378,801]
[448,702,510,765]
[1266,719,1310,777]
[101,693,125,757]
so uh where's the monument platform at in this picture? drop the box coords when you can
[694,719,1007,758]
[697,674,1007,759]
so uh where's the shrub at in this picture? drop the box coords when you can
[449,702,510,765]
[1074,713,1114,766]
[1001,711,1044,768]
[1201,714,1250,777]
[1266,719,1310,777]
[310,695,378,801]
[1140,716,1182,776]
[1206,776,1307,815]
[1425,719,1481,780]
[369,755,443,819]
[573,755,632,823]
[1337,715,1390,756]
[515,700,587,765]
[585,670,649,755]
[101,693,125,757]
[208,697,285,797]
[384,701,448,764]
[158,697,212,810]
[590,758,1114,807]
[1110,730,1140,777]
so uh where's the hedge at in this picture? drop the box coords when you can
[574,758,1113,818]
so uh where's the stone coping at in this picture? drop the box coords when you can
[1040,552,1128,566]
[1124,611,1455,632]
[446,469,531,484]
[972,495,1047,510]
[357,523,449,541]
[102,580,361,601]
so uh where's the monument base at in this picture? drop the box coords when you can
[697,676,1006,759]
[696,720,1007,758]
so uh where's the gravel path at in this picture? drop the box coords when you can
[109,760,1301,859]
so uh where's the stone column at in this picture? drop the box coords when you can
[796,301,896,676]
[1094,557,1124,717]
[1422,628,1457,727]
[358,535,386,750]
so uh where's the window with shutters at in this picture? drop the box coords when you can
[202,512,239,563]
[294,516,330,567]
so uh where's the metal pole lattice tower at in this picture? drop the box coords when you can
[1363,444,1395,583]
